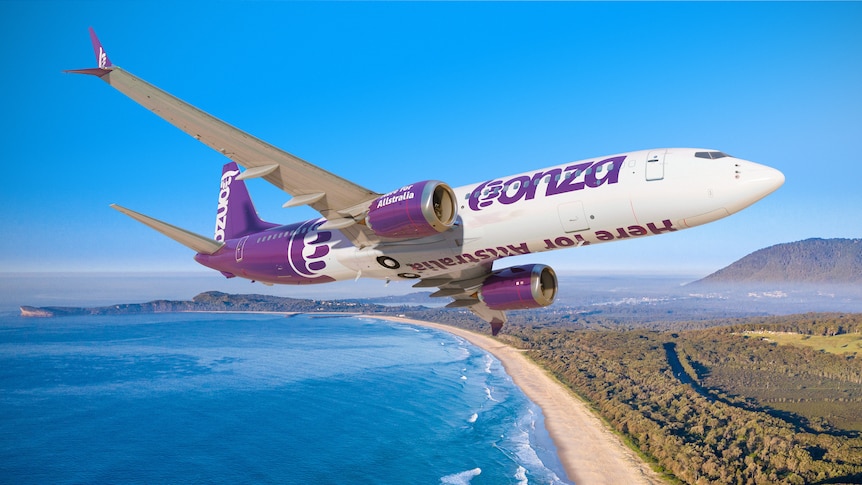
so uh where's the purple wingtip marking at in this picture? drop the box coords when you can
[88,27,112,69]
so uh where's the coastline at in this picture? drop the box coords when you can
[375,315,664,485]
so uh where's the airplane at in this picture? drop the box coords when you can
[67,28,784,335]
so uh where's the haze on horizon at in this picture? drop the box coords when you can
[2,2,860,299]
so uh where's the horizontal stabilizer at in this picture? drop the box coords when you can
[111,204,224,255]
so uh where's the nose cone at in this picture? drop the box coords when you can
[745,163,785,194]
[728,160,785,213]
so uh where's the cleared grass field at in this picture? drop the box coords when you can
[746,332,862,355]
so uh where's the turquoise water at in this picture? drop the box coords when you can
[0,312,569,484]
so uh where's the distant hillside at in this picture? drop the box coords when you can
[694,238,862,284]
[20,291,399,317]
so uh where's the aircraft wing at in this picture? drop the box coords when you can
[67,29,382,248]
[413,265,508,335]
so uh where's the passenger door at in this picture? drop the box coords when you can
[646,150,666,181]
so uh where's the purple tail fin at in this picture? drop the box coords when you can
[214,162,278,241]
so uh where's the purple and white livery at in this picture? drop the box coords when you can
[69,29,785,335]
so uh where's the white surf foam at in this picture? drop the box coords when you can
[507,407,569,484]
[514,465,528,485]
[483,354,493,373]
[440,467,481,485]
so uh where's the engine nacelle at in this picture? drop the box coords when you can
[365,180,457,239]
[479,264,558,311]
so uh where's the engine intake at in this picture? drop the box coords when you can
[479,264,557,311]
[366,180,457,239]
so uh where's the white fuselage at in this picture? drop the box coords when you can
[241,148,784,285]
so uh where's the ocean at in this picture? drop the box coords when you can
[0,311,570,484]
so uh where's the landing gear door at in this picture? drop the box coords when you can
[646,150,666,181]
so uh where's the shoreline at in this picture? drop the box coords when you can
[374,315,664,485]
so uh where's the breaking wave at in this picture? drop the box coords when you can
[440,467,482,484]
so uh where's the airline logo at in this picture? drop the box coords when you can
[285,219,333,279]
[98,47,109,69]
[214,169,240,242]
[469,156,626,211]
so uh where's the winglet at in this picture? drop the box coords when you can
[65,27,113,76]
[89,27,112,69]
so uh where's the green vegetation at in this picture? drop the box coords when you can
[676,321,862,435]
[697,238,862,284]
[743,332,862,356]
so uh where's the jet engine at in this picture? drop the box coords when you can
[479,264,558,311]
[365,180,457,239]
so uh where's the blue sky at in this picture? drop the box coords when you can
[2,2,861,299]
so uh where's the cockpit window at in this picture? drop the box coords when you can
[695,151,731,159]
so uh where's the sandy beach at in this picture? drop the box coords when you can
[376,316,663,485]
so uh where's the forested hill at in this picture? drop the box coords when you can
[19,291,397,317]
[694,238,862,284]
